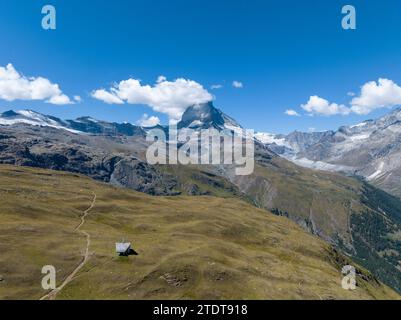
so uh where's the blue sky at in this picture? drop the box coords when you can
[1,0,401,133]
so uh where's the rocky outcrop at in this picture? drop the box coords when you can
[0,125,178,195]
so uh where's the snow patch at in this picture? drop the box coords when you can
[188,120,203,128]
[254,132,288,147]
[348,133,370,141]
[350,122,367,128]
[367,162,385,181]
[291,157,353,172]
[0,110,82,134]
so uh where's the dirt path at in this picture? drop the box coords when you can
[40,192,97,300]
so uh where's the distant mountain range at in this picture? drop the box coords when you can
[2,102,401,293]
[0,109,146,136]
[3,105,401,198]
[0,102,244,138]
[255,107,401,198]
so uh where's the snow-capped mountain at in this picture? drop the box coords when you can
[177,101,243,134]
[0,109,146,136]
[254,132,287,146]
[1,102,247,140]
[0,102,244,139]
[0,109,80,133]
[255,107,401,197]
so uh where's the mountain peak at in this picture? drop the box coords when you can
[178,101,223,129]
[177,101,242,132]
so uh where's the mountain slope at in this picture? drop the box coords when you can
[1,106,401,293]
[0,165,398,300]
[203,148,401,293]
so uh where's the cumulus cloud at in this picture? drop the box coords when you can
[211,84,223,90]
[350,78,401,115]
[301,95,351,116]
[285,109,300,116]
[232,81,243,88]
[0,63,73,105]
[136,113,161,127]
[91,76,213,122]
[300,78,401,117]
[91,89,124,104]
[74,95,82,102]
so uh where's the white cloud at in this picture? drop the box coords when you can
[0,63,73,105]
[285,109,300,116]
[91,76,213,122]
[136,113,161,127]
[232,81,243,88]
[47,94,72,105]
[157,75,166,83]
[298,78,401,117]
[74,95,82,102]
[91,89,124,104]
[350,78,401,115]
[308,127,316,132]
[211,84,223,90]
[301,95,351,116]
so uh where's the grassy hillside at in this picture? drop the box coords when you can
[0,165,398,300]
[229,152,401,293]
[234,158,363,243]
